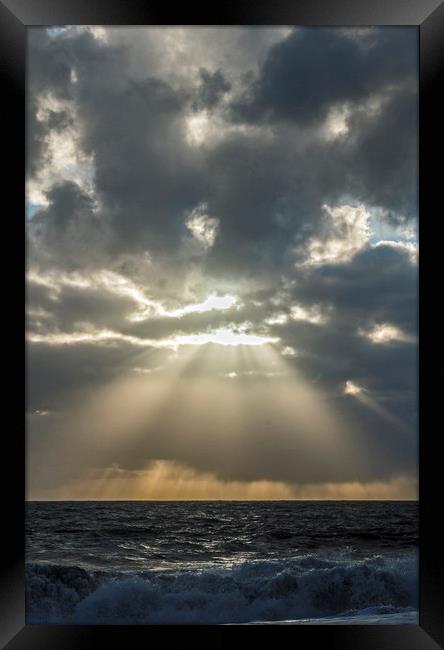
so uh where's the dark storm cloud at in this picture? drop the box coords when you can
[229,27,417,221]
[78,79,203,253]
[232,27,416,125]
[27,280,136,334]
[290,244,417,335]
[27,27,417,275]
[27,29,200,256]
[274,242,416,356]
[205,81,417,277]
[202,136,296,276]
[29,181,108,269]
[26,28,73,175]
[343,87,417,218]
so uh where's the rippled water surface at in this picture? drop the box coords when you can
[26,500,418,624]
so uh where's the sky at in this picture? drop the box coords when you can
[26,26,418,500]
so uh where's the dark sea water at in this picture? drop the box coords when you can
[26,500,418,625]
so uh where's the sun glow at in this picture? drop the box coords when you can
[172,327,277,347]
[167,294,238,317]
[361,323,415,344]
[185,111,210,146]
[49,462,417,501]
[344,380,363,396]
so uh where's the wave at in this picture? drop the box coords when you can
[26,554,418,625]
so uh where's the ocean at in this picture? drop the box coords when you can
[26,500,418,625]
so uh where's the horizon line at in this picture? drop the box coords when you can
[26,497,418,503]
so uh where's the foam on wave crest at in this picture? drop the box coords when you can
[26,555,418,624]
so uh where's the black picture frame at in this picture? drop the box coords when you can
[2,0,443,647]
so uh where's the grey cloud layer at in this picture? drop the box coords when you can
[26,27,418,493]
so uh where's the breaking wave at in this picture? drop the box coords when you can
[27,554,418,624]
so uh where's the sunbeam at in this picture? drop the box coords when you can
[344,380,407,430]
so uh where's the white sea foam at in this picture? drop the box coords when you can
[245,610,418,625]
[27,554,418,625]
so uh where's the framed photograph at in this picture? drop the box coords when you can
[1,0,443,647]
